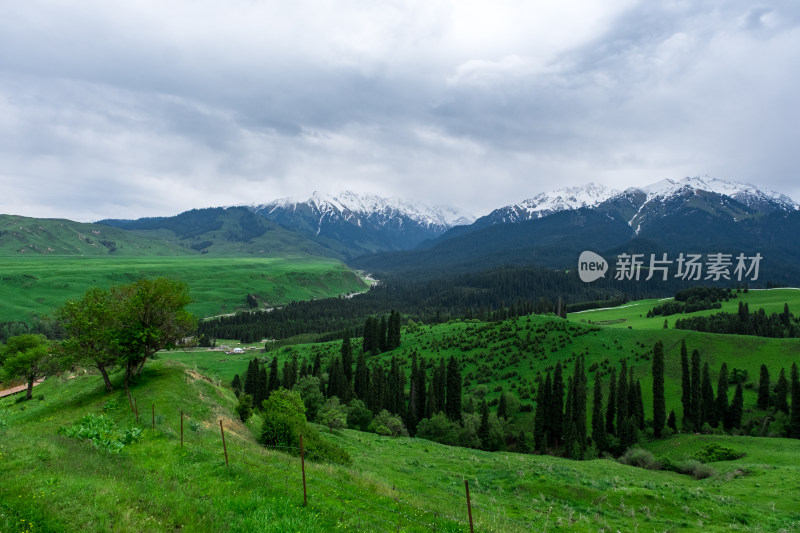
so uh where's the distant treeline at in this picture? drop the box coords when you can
[647,287,735,317]
[675,301,800,338]
[197,265,641,343]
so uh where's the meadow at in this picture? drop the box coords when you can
[1,358,799,532]
[0,255,368,323]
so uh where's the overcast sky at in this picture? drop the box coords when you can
[1,0,799,221]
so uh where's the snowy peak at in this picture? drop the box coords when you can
[259,190,475,229]
[632,175,796,209]
[474,182,619,226]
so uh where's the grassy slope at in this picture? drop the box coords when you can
[1,360,799,532]
[0,256,368,323]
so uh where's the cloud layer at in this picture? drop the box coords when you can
[1,0,798,220]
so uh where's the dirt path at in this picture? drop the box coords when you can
[0,378,45,398]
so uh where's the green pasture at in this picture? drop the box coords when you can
[1,358,799,531]
[571,288,800,330]
[0,255,368,323]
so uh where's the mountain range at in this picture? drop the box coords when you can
[4,176,800,285]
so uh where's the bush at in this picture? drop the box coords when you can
[692,442,745,463]
[692,463,718,479]
[346,399,373,431]
[368,410,408,437]
[235,394,253,422]
[59,413,142,454]
[618,447,662,470]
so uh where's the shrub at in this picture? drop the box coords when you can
[59,413,142,454]
[368,410,408,437]
[618,447,662,470]
[692,442,745,463]
[235,394,254,422]
[692,463,718,479]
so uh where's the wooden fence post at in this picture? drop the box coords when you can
[465,479,474,533]
[300,434,307,506]
[219,420,229,467]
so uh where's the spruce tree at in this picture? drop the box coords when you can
[634,380,645,431]
[717,362,730,430]
[256,364,268,408]
[729,382,744,430]
[414,357,427,423]
[551,362,565,447]
[267,356,280,395]
[354,352,368,400]
[478,400,490,450]
[701,362,715,428]
[341,333,353,383]
[497,388,507,419]
[574,357,587,454]
[445,356,462,421]
[680,341,692,431]
[757,364,771,410]
[312,353,322,378]
[434,359,447,413]
[379,316,388,353]
[231,373,242,397]
[619,416,638,451]
[592,371,607,453]
[605,367,617,436]
[790,363,800,439]
[691,349,702,431]
[534,377,547,452]
[542,372,553,444]
[617,360,629,428]
[367,364,385,414]
[652,341,665,438]
[244,358,257,398]
[776,368,789,414]
[425,381,437,419]
[667,409,677,433]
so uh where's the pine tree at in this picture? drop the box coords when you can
[534,376,547,452]
[434,359,446,415]
[701,362,715,428]
[652,341,665,438]
[414,357,427,423]
[551,361,565,447]
[312,353,322,378]
[757,364,771,410]
[425,381,437,419]
[667,409,678,433]
[354,352,368,400]
[367,364,385,414]
[255,364,268,408]
[680,341,692,432]
[478,400,490,450]
[717,362,731,430]
[267,356,280,395]
[729,383,744,430]
[231,374,242,397]
[497,388,507,419]
[634,380,645,431]
[776,368,789,414]
[542,371,553,445]
[445,356,462,421]
[605,367,617,436]
[691,349,702,431]
[243,358,257,398]
[619,415,638,451]
[379,316,388,353]
[573,357,587,454]
[592,371,607,452]
[790,363,800,439]
[341,333,353,384]
[617,360,629,429]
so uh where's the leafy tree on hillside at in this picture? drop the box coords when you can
[652,341,665,438]
[1,334,61,400]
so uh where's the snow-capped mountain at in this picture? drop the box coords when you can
[473,182,619,228]
[248,191,475,258]
[474,176,796,232]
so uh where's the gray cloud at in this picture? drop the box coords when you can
[0,0,798,221]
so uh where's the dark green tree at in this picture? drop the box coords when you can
[701,362,715,428]
[434,359,446,416]
[592,371,607,452]
[267,356,280,395]
[680,341,692,431]
[497,388,507,419]
[617,360,629,429]
[534,375,547,452]
[667,409,678,433]
[728,382,744,430]
[605,367,617,436]
[776,368,789,414]
[341,333,353,384]
[717,362,730,430]
[231,374,242,397]
[652,341,665,438]
[757,364,771,410]
[790,363,800,439]
[445,356,462,421]
[478,399,490,450]
[691,349,702,430]
[550,362,565,447]
[354,352,369,401]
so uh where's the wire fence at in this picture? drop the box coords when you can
[131,396,556,532]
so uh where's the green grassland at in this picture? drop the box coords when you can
[0,256,368,323]
[2,358,799,531]
[571,288,800,330]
